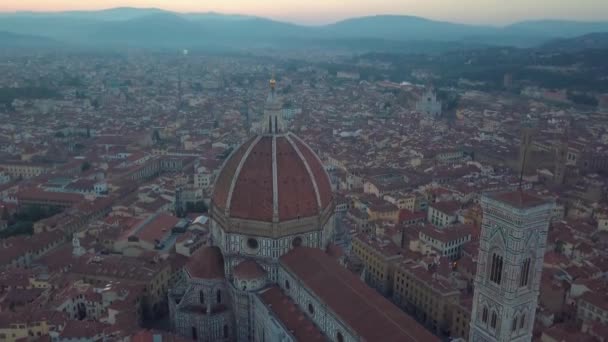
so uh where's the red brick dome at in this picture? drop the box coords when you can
[212,133,332,223]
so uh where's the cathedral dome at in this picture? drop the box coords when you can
[211,132,332,224]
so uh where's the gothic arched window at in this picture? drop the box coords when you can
[520,313,526,330]
[512,315,518,332]
[199,290,205,304]
[490,311,498,329]
[482,307,488,324]
[216,289,222,304]
[519,258,531,287]
[223,325,229,338]
[489,252,503,285]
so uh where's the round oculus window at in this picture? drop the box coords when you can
[247,238,259,249]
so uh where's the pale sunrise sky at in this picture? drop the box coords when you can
[1,0,608,25]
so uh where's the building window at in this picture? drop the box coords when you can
[489,252,503,285]
[337,331,344,342]
[520,313,526,330]
[292,237,303,247]
[482,307,488,324]
[199,290,205,304]
[223,325,229,338]
[519,258,531,287]
[192,327,197,340]
[490,312,498,329]
[308,303,315,315]
[247,238,259,249]
[285,279,290,290]
[217,289,222,304]
[512,316,517,332]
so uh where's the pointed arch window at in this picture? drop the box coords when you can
[512,315,518,332]
[216,289,222,304]
[482,307,488,324]
[520,313,526,330]
[199,290,205,304]
[519,258,531,287]
[489,252,503,285]
[490,311,498,329]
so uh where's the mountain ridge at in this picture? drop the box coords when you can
[1,8,607,51]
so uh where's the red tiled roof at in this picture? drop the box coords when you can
[290,134,333,210]
[186,246,224,279]
[259,286,326,342]
[488,190,549,209]
[280,247,439,342]
[127,213,179,243]
[17,188,84,204]
[59,320,108,338]
[233,259,266,280]
[430,201,461,215]
[229,136,274,221]
[211,136,258,216]
[276,136,318,220]
[212,133,333,222]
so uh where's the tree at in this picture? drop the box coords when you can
[81,161,91,172]
[1,206,9,221]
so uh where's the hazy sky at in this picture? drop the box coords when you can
[2,0,608,25]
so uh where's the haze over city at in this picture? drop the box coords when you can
[2,0,608,25]
[1,1,608,342]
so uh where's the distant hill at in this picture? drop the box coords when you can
[541,32,608,51]
[0,31,57,47]
[323,15,500,41]
[505,20,608,38]
[1,8,607,51]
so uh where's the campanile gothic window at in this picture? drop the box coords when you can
[490,311,498,329]
[489,252,503,284]
[519,258,531,287]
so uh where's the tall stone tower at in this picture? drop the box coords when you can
[553,125,570,185]
[518,121,535,178]
[469,191,554,342]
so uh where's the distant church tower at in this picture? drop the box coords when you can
[469,191,554,342]
[72,236,85,257]
[553,124,570,185]
[518,121,535,178]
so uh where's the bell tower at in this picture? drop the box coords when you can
[470,191,553,342]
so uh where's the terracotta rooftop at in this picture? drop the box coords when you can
[258,286,326,342]
[186,246,224,280]
[233,259,266,280]
[212,132,332,223]
[487,190,550,209]
[280,247,439,342]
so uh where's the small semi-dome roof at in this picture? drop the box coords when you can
[186,246,224,279]
[212,132,333,223]
[233,259,266,280]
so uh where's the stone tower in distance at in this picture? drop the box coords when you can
[469,191,554,342]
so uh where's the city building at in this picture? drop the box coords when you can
[428,201,460,227]
[351,234,403,295]
[469,191,554,342]
[393,258,460,335]
[419,224,473,260]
